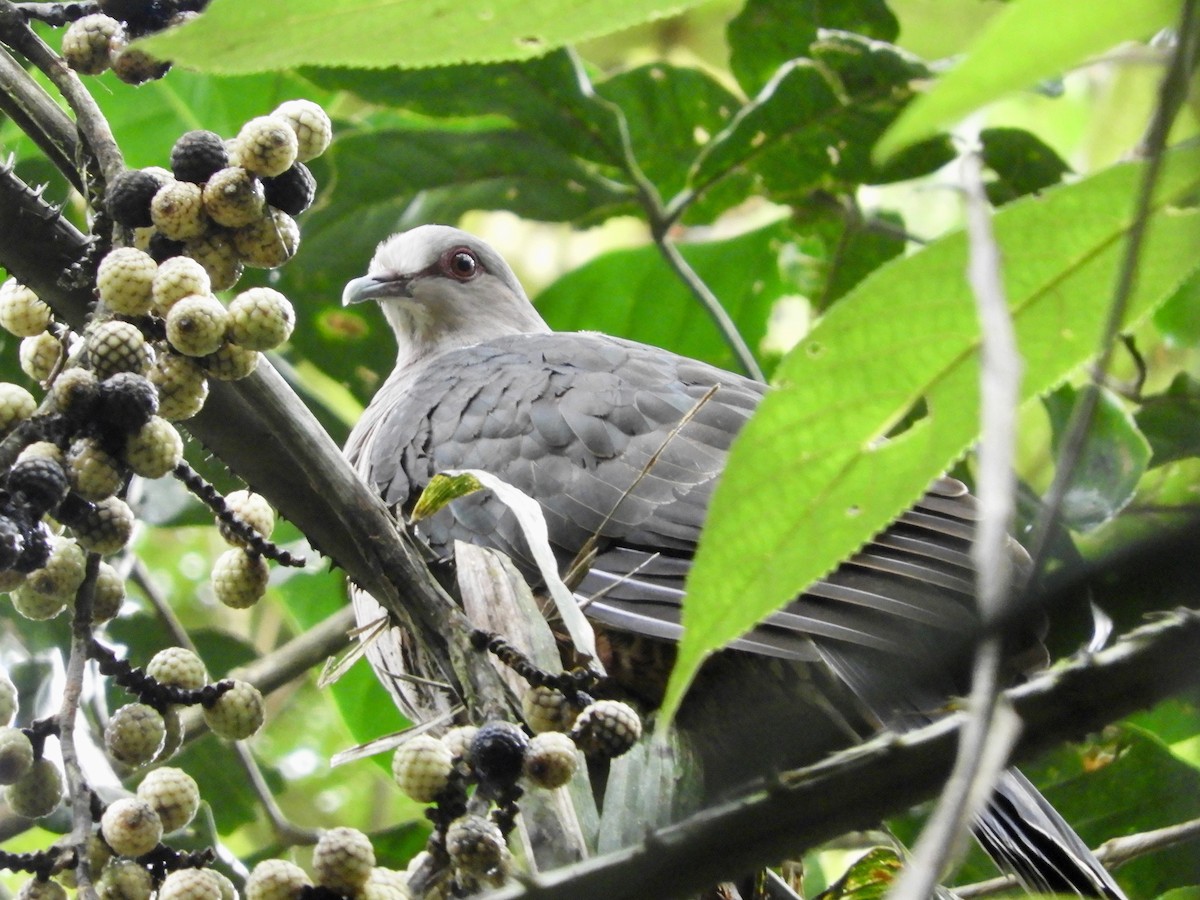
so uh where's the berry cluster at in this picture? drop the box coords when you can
[59,0,201,86]
[245,828,408,900]
[389,693,641,891]
[104,100,329,292]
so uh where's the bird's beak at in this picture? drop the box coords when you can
[342,274,413,307]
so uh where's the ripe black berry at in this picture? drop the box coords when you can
[8,457,69,516]
[106,169,169,229]
[171,130,229,184]
[468,720,529,787]
[98,372,159,433]
[262,162,315,216]
[0,516,24,570]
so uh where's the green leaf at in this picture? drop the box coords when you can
[1135,373,1200,467]
[980,126,1072,205]
[819,847,902,899]
[411,473,485,523]
[139,0,712,73]
[687,36,945,209]
[726,0,897,96]
[660,144,1200,723]
[1044,384,1151,532]
[1153,269,1200,346]
[596,63,742,206]
[875,0,1180,161]
[535,221,797,374]
[306,51,626,166]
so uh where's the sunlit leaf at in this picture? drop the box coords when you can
[139,0,713,73]
[661,144,1200,723]
[875,0,1180,161]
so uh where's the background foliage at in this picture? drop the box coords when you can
[2,0,1200,897]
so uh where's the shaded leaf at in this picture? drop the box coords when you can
[1044,384,1151,532]
[1153,269,1200,347]
[536,220,798,374]
[1135,373,1200,468]
[688,36,945,209]
[726,0,898,96]
[981,126,1072,205]
[661,144,1200,722]
[139,0,713,73]
[789,201,907,311]
[306,51,626,166]
[817,847,902,899]
[875,0,1179,161]
[596,63,742,207]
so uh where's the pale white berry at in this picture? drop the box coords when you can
[125,416,183,478]
[100,797,162,857]
[6,757,63,818]
[522,731,579,789]
[0,383,37,435]
[0,670,16,726]
[203,679,264,740]
[0,726,34,784]
[233,209,299,268]
[228,288,294,350]
[105,703,165,767]
[152,256,211,315]
[391,734,453,802]
[19,332,62,382]
[219,489,274,546]
[313,826,375,896]
[273,100,332,162]
[150,352,209,421]
[184,232,243,292]
[136,766,200,832]
[202,343,259,381]
[146,647,207,690]
[157,869,221,900]
[92,561,126,624]
[245,859,311,900]
[236,116,298,177]
[166,295,229,357]
[0,280,52,337]
[97,248,157,316]
[211,548,269,609]
[151,181,208,241]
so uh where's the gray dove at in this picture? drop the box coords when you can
[343,224,1125,898]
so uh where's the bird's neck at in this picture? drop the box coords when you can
[383,298,550,368]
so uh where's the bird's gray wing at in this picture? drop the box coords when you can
[348,331,984,682]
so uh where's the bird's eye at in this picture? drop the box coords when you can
[443,248,479,281]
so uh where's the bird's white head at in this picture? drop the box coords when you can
[343,225,550,364]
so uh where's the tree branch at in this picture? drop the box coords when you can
[0,163,515,732]
[482,608,1200,900]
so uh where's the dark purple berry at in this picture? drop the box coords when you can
[14,520,51,572]
[262,162,315,216]
[468,721,529,787]
[8,457,69,516]
[171,130,229,184]
[98,372,159,433]
[0,516,24,570]
[106,169,169,229]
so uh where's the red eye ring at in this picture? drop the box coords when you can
[443,247,479,281]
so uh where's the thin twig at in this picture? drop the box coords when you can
[0,0,123,184]
[59,554,101,900]
[568,47,765,382]
[887,149,1022,900]
[1024,0,1200,579]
